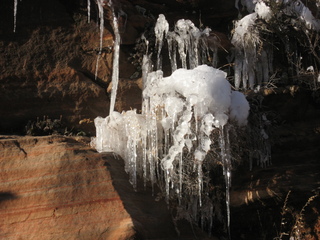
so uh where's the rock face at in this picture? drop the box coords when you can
[0,136,135,240]
[0,0,113,134]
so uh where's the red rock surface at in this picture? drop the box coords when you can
[0,136,135,240]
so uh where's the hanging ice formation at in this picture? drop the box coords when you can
[231,1,273,90]
[163,17,216,71]
[281,0,320,30]
[92,14,250,234]
[13,0,18,32]
[87,0,91,23]
[232,0,320,89]
[154,14,169,70]
[94,0,105,80]
[107,0,121,115]
[93,0,120,114]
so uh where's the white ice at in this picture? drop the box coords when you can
[233,0,320,89]
[94,0,105,80]
[283,0,320,30]
[92,15,250,234]
[154,15,213,73]
[230,91,250,126]
[87,0,91,23]
[13,0,18,32]
[232,12,262,89]
[255,1,272,21]
[108,0,121,115]
[154,14,169,69]
[92,65,250,194]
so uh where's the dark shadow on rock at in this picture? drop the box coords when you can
[102,153,213,240]
[0,191,18,202]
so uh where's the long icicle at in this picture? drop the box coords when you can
[87,0,91,23]
[94,0,104,80]
[13,0,18,32]
[108,0,121,115]
[220,125,232,238]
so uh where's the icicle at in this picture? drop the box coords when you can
[235,0,239,10]
[87,0,91,23]
[149,118,158,194]
[142,53,152,89]
[124,111,137,190]
[232,13,261,89]
[174,20,189,69]
[248,68,255,89]
[209,203,213,236]
[97,0,104,52]
[165,169,170,204]
[154,14,169,70]
[187,20,201,69]
[167,31,177,72]
[261,50,269,84]
[198,163,203,207]
[220,126,232,237]
[94,0,105,81]
[234,50,243,90]
[164,19,212,73]
[142,124,147,189]
[13,0,18,32]
[178,152,183,202]
[108,0,121,115]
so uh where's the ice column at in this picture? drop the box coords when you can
[154,14,169,70]
[167,31,178,72]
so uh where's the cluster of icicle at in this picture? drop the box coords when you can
[154,14,218,71]
[92,14,250,234]
[232,0,273,89]
[232,0,320,89]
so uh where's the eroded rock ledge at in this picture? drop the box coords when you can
[0,136,135,240]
